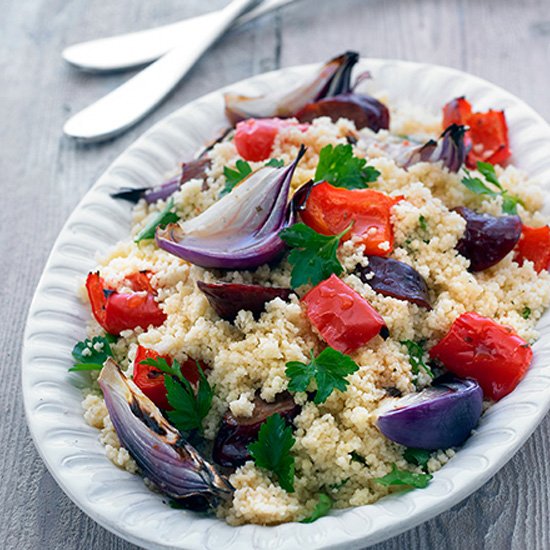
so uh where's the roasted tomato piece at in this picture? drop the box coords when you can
[302,274,388,353]
[234,118,306,162]
[515,225,550,273]
[86,272,166,335]
[429,312,532,401]
[133,346,203,410]
[300,182,401,256]
[442,97,510,168]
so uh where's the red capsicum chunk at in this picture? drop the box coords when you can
[302,274,388,353]
[429,312,532,401]
[515,225,550,273]
[86,272,166,336]
[133,346,202,410]
[300,182,401,256]
[442,97,511,168]
[234,118,308,162]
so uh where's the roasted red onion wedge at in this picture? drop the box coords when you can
[155,147,306,269]
[98,359,233,507]
[197,281,293,321]
[357,256,432,309]
[377,375,483,450]
[400,124,467,172]
[112,157,212,204]
[454,206,522,272]
[224,51,360,125]
[296,93,390,132]
[212,392,300,468]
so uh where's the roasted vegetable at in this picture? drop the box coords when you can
[197,281,293,321]
[377,375,482,450]
[98,359,233,508]
[156,147,305,269]
[212,393,300,468]
[454,206,522,272]
[357,256,431,309]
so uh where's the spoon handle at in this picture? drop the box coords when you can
[63,0,297,73]
[63,0,258,142]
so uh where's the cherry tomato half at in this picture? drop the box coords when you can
[300,182,401,256]
[302,274,388,353]
[133,346,202,410]
[234,118,307,162]
[429,312,532,401]
[515,225,550,273]
[86,272,166,336]
[442,97,511,168]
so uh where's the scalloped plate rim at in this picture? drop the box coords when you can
[22,57,550,550]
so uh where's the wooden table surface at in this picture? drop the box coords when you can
[3,0,550,548]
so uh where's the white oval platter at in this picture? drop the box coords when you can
[22,58,550,550]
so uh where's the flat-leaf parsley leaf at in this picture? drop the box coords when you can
[314,143,380,190]
[70,335,115,371]
[140,357,213,433]
[222,159,253,195]
[286,347,360,404]
[135,198,180,242]
[403,448,431,470]
[401,340,434,378]
[300,493,333,523]
[373,464,432,489]
[248,413,296,492]
[462,161,523,215]
[279,223,351,288]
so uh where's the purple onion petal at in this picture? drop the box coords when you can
[377,375,483,450]
[454,206,522,272]
[357,256,432,309]
[98,359,233,504]
[155,146,306,270]
[197,281,293,321]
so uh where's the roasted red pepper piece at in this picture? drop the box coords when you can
[86,272,166,335]
[429,312,532,401]
[442,97,510,168]
[124,271,156,294]
[133,346,203,410]
[300,182,401,256]
[302,274,388,353]
[515,225,550,273]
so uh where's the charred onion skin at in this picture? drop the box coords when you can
[454,206,522,272]
[357,256,432,309]
[197,281,293,321]
[98,359,233,508]
[213,393,300,468]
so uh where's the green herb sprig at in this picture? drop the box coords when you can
[286,347,359,404]
[279,223,351,288]
[401,340,434,378]
[300,493,333,523]
[315,144,380,190]
[462,161,523,215]
[373,464,432,489]
[70,335,115,372]
[135,198,180,242]
[248,413,296,492]
[140,357,213,433]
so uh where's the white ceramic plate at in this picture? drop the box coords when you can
[22,58,550,550]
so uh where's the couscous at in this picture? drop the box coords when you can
[71,52,550,525]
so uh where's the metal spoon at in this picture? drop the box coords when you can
[63,0,297,73]
[63,0,259,142]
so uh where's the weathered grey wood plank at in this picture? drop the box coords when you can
[1,0,549,548]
